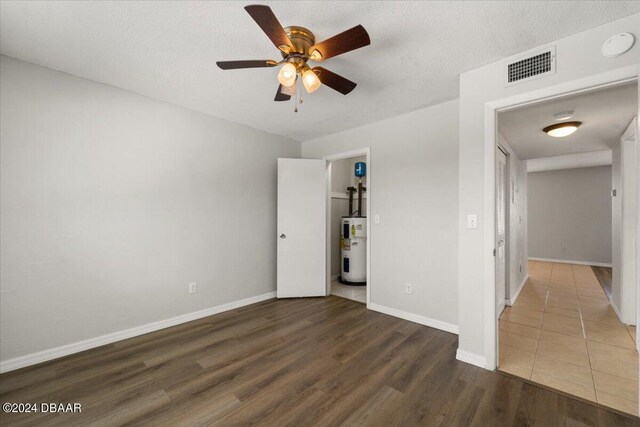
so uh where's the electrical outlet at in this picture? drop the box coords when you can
[467,214,478,229]
[189,282,197,294]
[405,283,413,294]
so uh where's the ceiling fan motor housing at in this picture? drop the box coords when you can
[282,26,316,62]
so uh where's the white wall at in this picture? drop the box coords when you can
[0,56,300,363]
[303,100,459,331]
[458,13,640,366]
[528,166,612,265]
[330,156,366,277]
[497,135,528,303]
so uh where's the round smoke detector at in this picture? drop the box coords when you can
[601,32,635,58]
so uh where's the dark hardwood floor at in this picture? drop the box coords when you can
[1,296,637,426]
[592,265,613,299]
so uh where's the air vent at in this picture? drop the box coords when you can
[506,47,555,86]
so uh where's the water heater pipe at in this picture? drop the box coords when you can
[347,186,356,217]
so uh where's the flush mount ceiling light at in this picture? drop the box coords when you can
[543,121,582,138]
[216,5,370,112]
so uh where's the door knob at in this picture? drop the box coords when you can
[280,234,286,239]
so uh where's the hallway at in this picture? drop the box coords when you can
[499,261,638,416]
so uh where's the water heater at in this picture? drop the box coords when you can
[341,217,366,285]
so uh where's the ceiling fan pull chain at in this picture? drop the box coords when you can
[294,77,301,112]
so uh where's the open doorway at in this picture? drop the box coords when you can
[495,81,638,416]
[324,149,370,305]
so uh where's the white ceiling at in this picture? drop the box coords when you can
[499,82,638,160]
[1,1,639,141]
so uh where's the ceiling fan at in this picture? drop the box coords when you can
[216,5,370,108]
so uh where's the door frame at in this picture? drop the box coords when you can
[495,145,509,321]
[483,65,639,370]
[323,147,371,307]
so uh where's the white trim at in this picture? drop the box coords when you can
[484,102,498,372]
[526,151,612,173]
[456,349,487,368]
[621,116,637,142]
[610,298,624,323]
[606,289,635,327]
[323,148,369,161]
[0,292,276,374]
[369,303,459,335]
[323,147,371,308]
[481,66,639,371]
[528,257,612,268]
[507,274,529,306]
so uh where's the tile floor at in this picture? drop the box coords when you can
[331,279,366,303]
[499,261,639,416]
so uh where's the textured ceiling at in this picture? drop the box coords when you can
[499,82,638,160]
[1,1,639,141]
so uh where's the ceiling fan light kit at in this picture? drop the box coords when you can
[302,67,321,93]
[216,5,370,112]
[277,62,297,87]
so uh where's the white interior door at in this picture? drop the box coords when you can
[277,158,326,298]
[496,148,507,315]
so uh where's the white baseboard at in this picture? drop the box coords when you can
[456,349,487,369]
[506,274,528,306]
[610,298,623,322]
[0,291,276,374]
[368,303,459,335]
[528,257,612,268]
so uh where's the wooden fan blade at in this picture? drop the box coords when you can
[274,84,292,101]
[245,5,294,52]
[313,67,357,95]
[275,80,296,101]
[217,60,277,70]
[309,25,370,61]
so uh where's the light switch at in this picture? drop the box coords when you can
[467,214,478,229]
[374,214,380,224]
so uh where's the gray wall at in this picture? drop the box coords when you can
[527,166,612,265]
[303,100,459,329]
[0,56,300,362]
